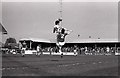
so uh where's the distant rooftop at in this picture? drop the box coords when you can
[20,38,119,43]
[0,23,7,34]
[69,38,119,43]
[19,38,51,43]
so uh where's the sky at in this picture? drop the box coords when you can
[1,1,118,43]
[1,0,119,2]
[0,2,2,43]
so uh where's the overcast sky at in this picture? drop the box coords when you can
[2,2,118,43]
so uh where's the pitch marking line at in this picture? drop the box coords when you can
[98,62,102,63]
[2,67,29,70]
[58,61,104,67]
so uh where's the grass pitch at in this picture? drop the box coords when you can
[2,53,119,76]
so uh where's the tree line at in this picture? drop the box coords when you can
[4,37,19,49]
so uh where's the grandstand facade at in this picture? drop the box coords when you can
[19,38,119,50]
[19,38,51,50]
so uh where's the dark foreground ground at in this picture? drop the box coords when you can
[1,53,119,77]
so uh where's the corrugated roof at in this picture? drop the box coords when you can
[19,38,51,43]
[69,39,119,43]
[20,38,119,43]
